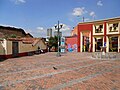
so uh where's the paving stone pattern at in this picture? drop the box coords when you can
[0,52,120,90]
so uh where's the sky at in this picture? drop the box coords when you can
[0,0,120,37]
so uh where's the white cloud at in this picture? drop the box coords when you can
[37,27,44,30]
[52,24,71,36]
[84,18,90,21]
[72,7,87,16]
[97,1,103,6]
[60,24,71,32]
[17,0,26,3]
[62,30,71,36]
[26,27,47,38]
[90,11,96,17]
[61,24,71,36]
[90,11,96,20]
[11,0,26,4]
[36,27,46,37]
[26,24,71,38]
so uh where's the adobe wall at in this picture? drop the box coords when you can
[19,42,35,53]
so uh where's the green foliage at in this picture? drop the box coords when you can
[0,38,3,41]
[10,34,17,38]
[48,36,58,51]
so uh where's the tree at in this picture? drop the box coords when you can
[10,34,17,38]
[48,36,58,52]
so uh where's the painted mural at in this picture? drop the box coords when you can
[67,44,77,52]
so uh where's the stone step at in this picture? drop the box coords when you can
[92,52,120,60]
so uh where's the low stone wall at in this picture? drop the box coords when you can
[92,52,119,60]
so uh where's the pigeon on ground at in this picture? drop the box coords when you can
[53,67,57,70]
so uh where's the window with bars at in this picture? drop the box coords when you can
[109,23,118,32]
[95,25,103,33]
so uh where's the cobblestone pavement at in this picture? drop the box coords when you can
[0,52,120,90]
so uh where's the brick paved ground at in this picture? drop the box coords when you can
[0,52,120,90]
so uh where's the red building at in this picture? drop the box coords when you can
[67,17,120,52]
[65,36,77,52]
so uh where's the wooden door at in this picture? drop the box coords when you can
[12,42,19,57]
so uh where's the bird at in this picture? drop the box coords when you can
[53,67,57,70]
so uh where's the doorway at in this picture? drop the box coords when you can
[82,36,89,52]
[12,42,19,57]
[95,38,103,52]
[109,36,118,52]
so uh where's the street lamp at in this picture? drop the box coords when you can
[55,21,63,57]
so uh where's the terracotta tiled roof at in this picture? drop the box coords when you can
[32,38,41,46]
[21,38,43,46]
[6,37,46,46]
[8,38,22,41]
[21,38,34,44]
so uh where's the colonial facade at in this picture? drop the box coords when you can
[0,26,47,59]
[0,38,47,59]
[71,17,120,52]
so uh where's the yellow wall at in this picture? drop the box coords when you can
[19,42,35,53]
[1,39,47,55]
[6,41,12,55]
[19,40,46,53]
[36,40,46,50]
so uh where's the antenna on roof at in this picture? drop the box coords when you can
[77,16,85,22]
[93,15,95,21]
[83,17,84,22]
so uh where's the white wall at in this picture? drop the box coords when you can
[6,41,12,55]
[0,41,5,55]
